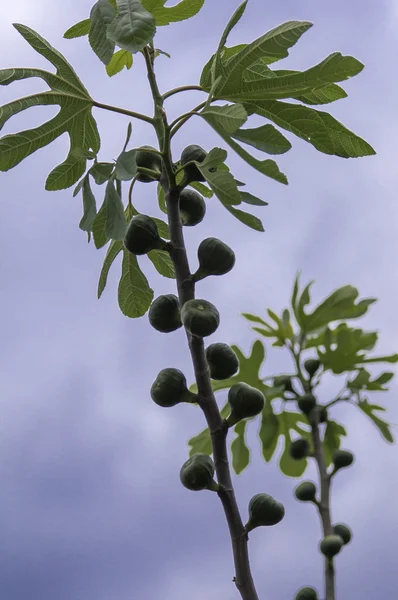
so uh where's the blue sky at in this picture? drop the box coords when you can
[0,1,397,599]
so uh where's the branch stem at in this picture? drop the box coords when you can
[162,85,205,100]
[143,43,259,600]
[92,100,154,124]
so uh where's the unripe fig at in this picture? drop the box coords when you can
[226,382,265,427]
[295,587,318,600]
[148,294,182,333]
[294,481,317,502]
[304,358,321,377]
[194,237,236,281]
[289,438,310,460]
[150,368,196,407]
[206,342,239,380]
[332,449,354,472]
[181,298,220,338]
[136,145,162,182]
[297,393,316,415]
[246,493,285,530]
[124,214,163,255]
[179,189,206,226]
[180,453,218,491]
[320,534,344,558]
[332,523,352,545]
[180,145,207,182]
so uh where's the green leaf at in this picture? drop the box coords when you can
[241,313,269,326]
[107,0,156,54]
[115,149,137,180]
[157,183,167,214]
[291,271,300,315]
[90,162,114,184]
[147,249,175,278]
[123,122,133,152]
[0,24,100,190]
[104,179,127,240]
[317,324,379,374]
[200,44,247,90]
[324,420,347,467]
[244,99,376,158]
[273,74,348,106]
[224,205,265,232]
[232,123,292,155]
[200,103,248,134]
[304,285,377,333]
[79,176,97,239]
[259,400,279,462]
[189,181,214,198]
[295,280,314,328]
[196,148,241,206]
[218,21,313,95]
[118,249,154,317]
[231,420,250,474]
[151,217,170,239]
[348,369,394,392]
[241,193,272,208]
[212,1,248,84]
[141,0,205,26]
[355,399,394,443]
[200,110,288,184]
[92,199,110,249]
[358,353,398,365]
[63,19,91,39]
[97,239,124,298]
[106,48,133,76]
[89,0,116,65]
[220,52,365,102]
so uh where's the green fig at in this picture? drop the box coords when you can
[148,294,182,333]
[294,481,317,502]
[181,299,220,338]
[226,382,265,427]
[150,368,196,407]
[289,438,310,460]
[206,343,239,380]
[180,453,218,491]
[246,493,285,530]
[320,534,344,558]
[332,523,352,545]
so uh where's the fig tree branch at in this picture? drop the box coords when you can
[91,99,154,124]
[290,341,336,600]
[143,44,260,600]
[162,85,205,100]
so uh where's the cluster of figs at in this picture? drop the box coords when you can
[123,143,286,533]
[273,359,354,599]
[124,145,354,592]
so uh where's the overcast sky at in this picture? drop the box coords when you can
[0,1,397,599]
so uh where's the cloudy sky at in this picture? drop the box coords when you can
[1,1,397,599]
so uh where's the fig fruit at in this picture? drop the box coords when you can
[320,534,344,558]
[226,382,265,427]
[294,481,317,502]
[124,214,163,255]
[150,368,196,407]
[246,493,285,530]
[181,299,220,338]
[136,145,162,182]
[206,342,239,380]
[180,453,218,491]
[180,144,207,183]
[194,237,235,281]
[179,189,206,226]
[148,294,182,333]
[289,438,310,460]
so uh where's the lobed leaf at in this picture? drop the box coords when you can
[0,25,100,190]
